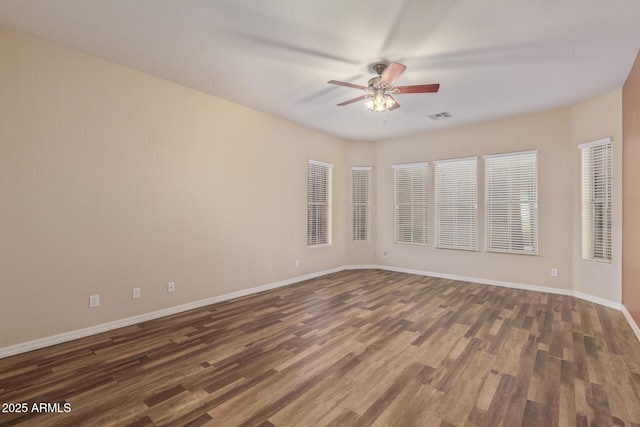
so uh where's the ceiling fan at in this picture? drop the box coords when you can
[328,62,440,112]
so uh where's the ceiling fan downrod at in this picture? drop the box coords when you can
[372,63,387,76]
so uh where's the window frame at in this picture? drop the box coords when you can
[484,150,538,255]
[393,162,429,246]
[434,156,478,251]
[579,137,612,263]
[352,166,372,242]
[307,159,332,248]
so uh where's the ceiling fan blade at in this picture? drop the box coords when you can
[327,80,368,90]
[387,96,400,111]
[337,95,368,106]
[379,62,406,87]
[392,83,440,94]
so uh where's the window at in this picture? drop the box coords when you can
[485,151,538,254]
[580,138,612,262]
[352,167,371,242]
[394,162,429,245]
[435,157,478,250]
[307,160,332,247]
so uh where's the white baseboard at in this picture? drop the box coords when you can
[375,264,575,296]
[622,305,640,342]
[1,264,636,358]
[0,266,347,359]
[573,290,621,310]
[343,264,380,270]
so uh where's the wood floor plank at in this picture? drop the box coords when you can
[1,269,639,426]
[369,368,440,427]
[559,359,576,427]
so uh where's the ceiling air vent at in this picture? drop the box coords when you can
[428,111,452,120]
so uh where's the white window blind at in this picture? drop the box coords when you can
[435,157,478,250]
[485,151,538,255]
[394,162,429,245]
[352,167,371,242]
[307,160,332,247]
[580,138,612,262]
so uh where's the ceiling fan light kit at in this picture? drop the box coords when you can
[328,62,440,113]
[364,89,396,112]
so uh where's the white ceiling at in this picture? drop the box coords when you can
[1,0,639,141]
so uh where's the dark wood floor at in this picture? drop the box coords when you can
[1,269,640,426]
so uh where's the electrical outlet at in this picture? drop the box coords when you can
[89,294,99,308]
[551,268,559,277]
[132,288,141,299]
[382,250,388,258]
[295,259,300,268]
[167,282,175,293]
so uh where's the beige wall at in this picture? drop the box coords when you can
[571,90,624,303]
[0,27,353,347]
[375,110,574,289]
[623,51,640,325]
